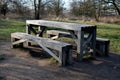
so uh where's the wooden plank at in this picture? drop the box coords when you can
[47,30,78,46]
[92,27,96,58]
[47,30,70,36]
[26,25,31,34]
[11,32,72,65]
[11,37,16,48]
[69,30,78,44]
[38,26,41,31]
[77,30,84,61]
[37,38,71,51]
[96,38,110,56]
[12,39,27,45]
[11,32,72,51]
[82,33,93,48]
[26,20,95,31]
[97,38,109,42]
[36,40,60,62]
[60,49,66,66]
[26,24,31,46]
[46,30,71,39]
[67,48,73,65]
[11,32,71,50]
[51,35,59,40]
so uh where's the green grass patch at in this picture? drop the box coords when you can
[83,54,93,59]
[0,19,25,41]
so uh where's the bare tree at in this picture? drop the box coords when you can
[93,0,102,21]
[2,0,31,17]
[70,0,104,21]
[49,0,64,17]
[70,0,96,17]
[70,0,81,16]
[0,0,9,17]
[1,3,8,16]
[103,0,120,15]
[33,0,51,19]
[45,0,64,17]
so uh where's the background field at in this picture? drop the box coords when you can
[0,19,120,53]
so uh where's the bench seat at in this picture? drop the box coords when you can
[96,38,110,56]
[11,32,72,66]
[46,30,110,56]
[47,30,71,39]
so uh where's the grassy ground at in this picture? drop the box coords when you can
[0,19,25,41]
[0,19,120,53]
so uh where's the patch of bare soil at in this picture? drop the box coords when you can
[0,41,120,80]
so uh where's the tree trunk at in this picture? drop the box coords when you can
[37,0,41,19]
[34,0,41,19]
[93,0,99,22]
[34,0,37,19]
[112,1,120,15]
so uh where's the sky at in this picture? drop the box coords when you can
[27,0,72,9]
[63,0,71,9]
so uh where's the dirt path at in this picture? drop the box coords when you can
[0,42,120,80]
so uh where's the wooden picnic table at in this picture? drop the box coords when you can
[26,20,97,61]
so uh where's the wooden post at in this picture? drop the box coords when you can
[11,37,16,48]
[38,26,46,37]
[38,26,41,31]
[37,25,41,37]
[26,24,31,34]
[59,48,66,66]
[26,24,31,46]
[67,48,73,65]
[105,41,110,56]
[92,27,96,58]
[76,30,84,61]
[11,37,24,48]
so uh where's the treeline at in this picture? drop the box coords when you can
[0,0,120,21]
[70,0,120,21]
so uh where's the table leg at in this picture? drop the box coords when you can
[92,27,96,58]
[26,24,31,46]
[77,30,84,61]
[38,26,41,31]
[26,24,31,34]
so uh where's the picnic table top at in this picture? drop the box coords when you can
[26,20,96,31]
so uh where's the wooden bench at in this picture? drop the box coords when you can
[11,32,72,66]
[96,38,110,56]
[46,30,72,39]
[46,30,110,56]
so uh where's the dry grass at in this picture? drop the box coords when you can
[99,16,120,24]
